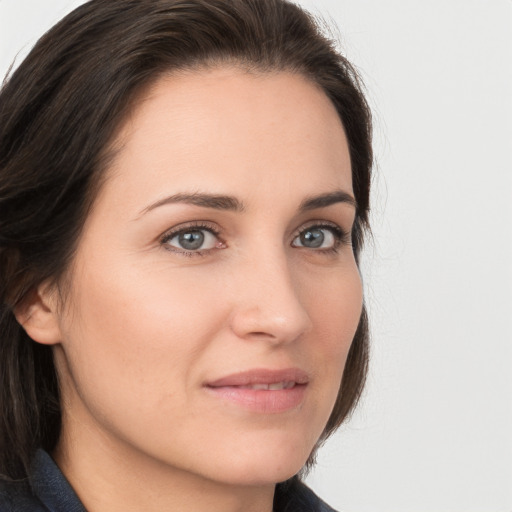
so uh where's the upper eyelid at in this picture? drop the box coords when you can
[293,220,347,236]
[160,221,221,241]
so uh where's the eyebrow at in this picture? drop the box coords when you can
[299,190,356,211]
[139,189,356,216]
[140,192,245,215]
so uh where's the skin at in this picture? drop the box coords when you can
[21,68,363,512]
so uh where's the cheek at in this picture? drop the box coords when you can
[58,258,227,426]
[71,253,225,347]
[297,263,363,410]
[303,264,363,350]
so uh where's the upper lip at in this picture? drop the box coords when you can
[206,368,310,387]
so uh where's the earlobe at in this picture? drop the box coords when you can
[14,283,63,346]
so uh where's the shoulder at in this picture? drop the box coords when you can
[0,450,85,512]
[0,477,47,512]
[275,477,338,512]
[294,481,338,512]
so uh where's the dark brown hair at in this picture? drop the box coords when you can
[0,0,372,481]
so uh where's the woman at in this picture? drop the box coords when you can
[0,0,372,511]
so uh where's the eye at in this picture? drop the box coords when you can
[291,224,347,251]
[161,225,223,254]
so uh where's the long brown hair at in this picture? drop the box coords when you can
[0,0,372,480]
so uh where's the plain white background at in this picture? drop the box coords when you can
[1,1,511,511]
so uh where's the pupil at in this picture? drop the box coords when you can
[301,229,324,248]
[179,231,204,250]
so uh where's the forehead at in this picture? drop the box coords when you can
[102,67,352,208]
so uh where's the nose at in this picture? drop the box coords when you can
[229,250,312,344]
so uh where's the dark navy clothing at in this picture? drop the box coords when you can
[0,450,337,511]
[0,451,85,512]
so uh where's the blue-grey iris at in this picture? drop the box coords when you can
[179,231,204,250]
[300,229,324,248]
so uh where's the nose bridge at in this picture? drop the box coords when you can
[229,242,312,342]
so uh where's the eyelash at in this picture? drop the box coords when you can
[160,221,351,257]
[293,222,351,254]
[160,221,223,258]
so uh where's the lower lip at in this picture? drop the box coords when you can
[205,384,307,413]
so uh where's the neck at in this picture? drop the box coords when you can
[54,415,275,512]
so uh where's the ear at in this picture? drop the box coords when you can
[14,282,63,345]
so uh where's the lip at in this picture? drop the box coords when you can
[204,368,309,413]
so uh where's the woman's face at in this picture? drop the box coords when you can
[52,68,362,487]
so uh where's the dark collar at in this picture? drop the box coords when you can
[30,450,86,512]
[274,476,337,512]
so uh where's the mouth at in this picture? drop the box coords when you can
[234,381,297,390]
[204,368,309,413]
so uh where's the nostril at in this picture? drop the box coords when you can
[249,331,274,337]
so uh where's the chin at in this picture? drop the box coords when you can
[214,460,305,488]
[200,431,316,487]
